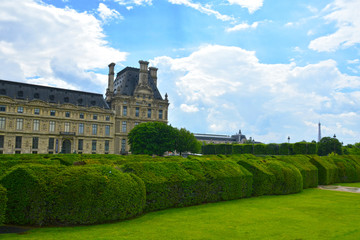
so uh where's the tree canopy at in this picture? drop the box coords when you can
[317,136,343,156]
[128,122,200,155]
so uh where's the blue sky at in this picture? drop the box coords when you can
[0,0,360,144]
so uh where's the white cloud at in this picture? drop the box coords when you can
[309,0,360,52]
[115,0,152,6]
[0,0,127,92]
[168,0,234,21]
[226,22,258,32]
[152,45,360,144]
[97,3,123,23]
[180,104,199,112]
[227,0,263,14]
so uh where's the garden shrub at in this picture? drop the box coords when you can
[330,155,360,183]
[233,144,243,154]
[308,156,338,185]
[279,143,293,155]
[254,144,267,155]
[275,155,318,188]
[242,144,254,154]
[0,159,61,177]
[47,165,145,225]
[0,164,63,225]
[0,185,7,225]
[266,144,279,155]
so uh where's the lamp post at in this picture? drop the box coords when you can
[333,134,336,154]
[287,136,290,155]
[252,138,255,155]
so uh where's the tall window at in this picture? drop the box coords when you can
[105,116,110,121]
[105,125,110,136]
[122,121,127,133]
[0,117,5,129]
[159,110,163,119]
[123,106,127,116]
[79,113,84,119]
[48,138,54,150]
[32,137,39,149]
[92,124,98,135]
[78,123,84,134]
[15,136,22,148]
[64,122,70,132]
[92,140,97,151]
[49,121,55,132]
[34,108,40,115]
[0,136,4,148]
[0,105,6,112]
[135,107,139,117]
[147,109,151,118]
[50,110,56,116]
[78,139,83,151]
[93,114,98,120]
[17,106,24,113]
[33,119,40,131]
[105,140,109,152]
[65,112,70,117]
[16,119,23,130]
[121,139,126,153]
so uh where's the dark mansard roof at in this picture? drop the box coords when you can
[0,79,110,109]
[113,67,163,100]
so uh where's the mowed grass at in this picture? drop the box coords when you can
[1,189,360,240]
[336,182,360,188]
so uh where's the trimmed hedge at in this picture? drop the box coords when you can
[0,159,61,177]
[331,155,360,183]
[0,164,63,225]
[47,166,145,225]
[308,156,338,185]
[275,155,318,189]
[0,185,6,225]
[122,160,252,212]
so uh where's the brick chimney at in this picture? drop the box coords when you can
[149,67,158,86]
[138,60,149,86]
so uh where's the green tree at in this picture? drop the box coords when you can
[175,128,201,155]
[317,136,343,156]
[128,122,177,155]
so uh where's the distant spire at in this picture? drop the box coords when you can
[318,122,321,142]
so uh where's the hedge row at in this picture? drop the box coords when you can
[0,159,61,178]
[0,164,145,226]
[122,160,252,212]
[308,156,338,185]
[202,142,317,155]
[0,185,6,225]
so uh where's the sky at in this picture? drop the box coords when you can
[0,0,360,144]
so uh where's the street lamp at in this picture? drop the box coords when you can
[333,134,336,154]
[252,138,255,155]
[287,136,290,155]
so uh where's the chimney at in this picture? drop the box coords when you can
[108,62,115,92]
[139,60,149,86]
[149,67,158,86]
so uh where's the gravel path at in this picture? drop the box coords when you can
[318,185,360,193]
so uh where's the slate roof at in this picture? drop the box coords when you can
[113,67,163,100]
[0,79,110,109]
[194,133,247,143]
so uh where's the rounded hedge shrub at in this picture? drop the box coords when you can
[0,159,61,178]
[0,185,7,225]
[331,155,360,183]
[47,165,145,225]
[308,156,338,185]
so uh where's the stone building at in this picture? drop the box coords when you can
[0,60,169,154]
[194,130,247,144]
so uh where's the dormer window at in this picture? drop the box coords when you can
[91,101,96,106]
[49,95,55,101]
[34,93,40,99]
[77,98,83,105]
[64,97,69,103]
[17,91,23,98]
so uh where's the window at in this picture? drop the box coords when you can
[0,136,4,148]
[32,137,39,149]
[49,121,55,132]
[64,97,69,103]
[34,93,40,99]
[159,110,163,119]
[78,139,83,151]
[17,91,23,98]
[0,117,5,129]
[80,113,84,119]
[48,138,54,150]
[92,124,98,135]
[17,106,24,113]
[50,110,56,116]
[15,136,22,149]
[122,121,127,133]
[65,112,70,117]
[16,119,23,130]
[0,105,6,112]
[34,108,40,115]
[123,106,127,116]
[64,122,70,132]
[92,140,97,151]
[93,114,98,120]
[121,139,126,153]
[105,116,110,121]
[105,125,110,136]
[105,140,109,152]
[147,109,151,118]
[33,119,40,131]
[135,107,139,117]
[135,122,139,126]
[78,123,84,134]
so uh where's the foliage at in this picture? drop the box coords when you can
[308,156,338,185]
[317,137,343,156]
[0,184,6,225]
[128,122,177,155]
[266,144,279,155]
[175,128,201,154]
[0,159,61,177]
[330,155,360,183]
[279,143,293,155]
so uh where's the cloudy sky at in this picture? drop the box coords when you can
[1,0,359,144]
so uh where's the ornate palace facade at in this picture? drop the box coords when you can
[0,60,169,154]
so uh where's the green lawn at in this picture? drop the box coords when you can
[336,182,360,188]
[1,189,360,240]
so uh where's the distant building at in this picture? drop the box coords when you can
[194,130,247,144]
[0,60,169,154]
